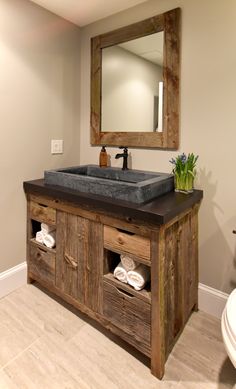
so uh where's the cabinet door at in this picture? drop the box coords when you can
[56,211,103,313]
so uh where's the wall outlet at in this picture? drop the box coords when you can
[51,140,63,154]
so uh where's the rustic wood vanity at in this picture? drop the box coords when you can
[24,179,202,379]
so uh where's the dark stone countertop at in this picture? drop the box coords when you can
[23,179,203,226]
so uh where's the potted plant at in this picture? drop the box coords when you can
[170,153,198,193]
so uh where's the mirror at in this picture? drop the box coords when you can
[102,32,164,133]
[91,8,180,149]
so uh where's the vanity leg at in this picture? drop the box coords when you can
[27,271,34,284]
[151,229,165,379]
[193,204,199,313]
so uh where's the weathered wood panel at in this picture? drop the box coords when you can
[163,7,180,149]
[103,280,151,356]
[192,205,199,311]
[56,212,80,299]
[29,201,56,225]
[84,219,103,313]
[104,226,150,260]
[151,228,165,379]
[103,273,151,304]
[164,221,182,353]
[163,206,199,355]
[56,211,103,313]
[29,242,55,285]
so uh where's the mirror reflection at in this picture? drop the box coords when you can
[101,32,164,133]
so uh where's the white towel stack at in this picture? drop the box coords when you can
[41,223,55,234]
[127,265,150,291]
[35,223,56,248]
[120,254,138,271]
[114,262,128,284]
[113,255,150,291]
[35,231,44,244]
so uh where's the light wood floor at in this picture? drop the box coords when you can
[0,284,235,389]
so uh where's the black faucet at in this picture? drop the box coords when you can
[115,147,129,170]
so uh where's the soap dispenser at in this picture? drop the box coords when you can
[99,146,108,168]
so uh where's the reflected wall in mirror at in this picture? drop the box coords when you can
[91,8,180,149]
[102,32,164,133]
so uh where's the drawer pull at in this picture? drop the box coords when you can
[117,236,124,244]
[64,253,78,270]
[116,287,134,298]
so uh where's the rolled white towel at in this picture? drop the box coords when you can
[35,230,45,244]
[114,262,128,284]
[43,231,56,248]
[41,223,55,234]
[120,254,138,272]
[127,265,150,291]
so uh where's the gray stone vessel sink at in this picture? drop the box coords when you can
[44,165,174,204]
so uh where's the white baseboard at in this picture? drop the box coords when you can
[0,262,27,299]
[198,283,229,319]
[0,263,229,319]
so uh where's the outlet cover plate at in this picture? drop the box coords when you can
[51,140,63,154]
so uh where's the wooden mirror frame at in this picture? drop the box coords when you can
[91,8,180,149]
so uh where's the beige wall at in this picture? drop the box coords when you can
[80,0,236,293]
[102,45,162,132]
[0,0,80,272]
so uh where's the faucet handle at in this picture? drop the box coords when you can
[119,146,128,153]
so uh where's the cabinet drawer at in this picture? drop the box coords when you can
[30,201,56,225]
[104,226,150,261]
[103,280,151,354]
[29,243,55,285]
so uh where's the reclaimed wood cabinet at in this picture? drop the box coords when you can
[24,179,203,379]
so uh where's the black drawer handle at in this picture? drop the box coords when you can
[38,203,48,208]
[116,287,134,298]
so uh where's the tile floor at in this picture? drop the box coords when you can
[0,284,235,388]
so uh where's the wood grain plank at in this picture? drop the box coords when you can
[56,211,79,300]
[29,243,55,286]
[151,227,165,379]
[29,201,56,225]
[85,220,104,313]
[104,226,150,260]
[163,7,180,149]
[103,280,151,356]
[103,273,151,304]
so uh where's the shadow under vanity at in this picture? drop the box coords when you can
[24,179,203,379]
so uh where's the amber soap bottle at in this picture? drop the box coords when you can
[99,146,108,167]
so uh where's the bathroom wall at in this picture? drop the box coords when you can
[0,0,80,272]
[102,45,162,132]
[80,0,236,294]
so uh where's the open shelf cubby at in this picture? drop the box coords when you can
[31,219,42,238]
[30,238,56,254]
[103,249,151,303]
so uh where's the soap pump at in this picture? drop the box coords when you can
[99,146,108,168]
